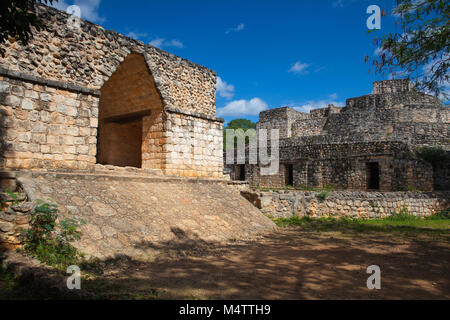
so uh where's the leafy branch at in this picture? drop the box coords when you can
[0,0,58,56]
[367,0,449,98]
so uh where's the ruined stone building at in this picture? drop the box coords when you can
[0,6,281,254]
[229,80,450,192]
[0,5,223,179]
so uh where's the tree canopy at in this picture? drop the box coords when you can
[0,0,57,56]
[223,119,257,150]
[225,119,257,131]
[367,0,449,98]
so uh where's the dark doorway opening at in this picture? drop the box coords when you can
[367,162,380,190]
[236,165,246,181]
[96,53,164,169]
[285,164,294,187]
[97,118,143,168]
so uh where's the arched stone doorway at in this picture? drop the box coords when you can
[96,53,164,169]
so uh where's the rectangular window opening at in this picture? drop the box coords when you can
[285,164,294,187]
[367,162,380,190]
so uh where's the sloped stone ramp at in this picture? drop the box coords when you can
[16,171,276,259]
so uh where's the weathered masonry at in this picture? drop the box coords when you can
[228,80,450,192]
[0,5,223,178]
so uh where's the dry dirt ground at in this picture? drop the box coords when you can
[81,227,450,300]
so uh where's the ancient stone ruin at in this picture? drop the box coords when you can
[229,79,450,192]
[0,4,448,257]
[0,5,223,178]
[0,5,277,254]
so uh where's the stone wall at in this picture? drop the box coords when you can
[373,79,414,94]
[0,5,216,116]
[241,189,450,219]
[257,80,449,147]
[0,4,223,178]
[289,97,448,146]
[165,109,223,178]
[235,79,449,191]
[245,141,434,192]
[258,107,307,139]
[0,76,99,170]
[0,192,31,248]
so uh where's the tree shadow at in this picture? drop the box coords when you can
[77,227,450,300]
[1,227,449,300]
[290,219,450,236]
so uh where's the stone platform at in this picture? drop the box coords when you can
[12,170,275,259]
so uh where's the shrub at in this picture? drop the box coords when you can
[317,191,329,201]
[20,200,86,270]
[385,206,414,221]
[427,208,450,220]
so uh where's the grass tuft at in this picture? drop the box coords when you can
[273,209,450,236]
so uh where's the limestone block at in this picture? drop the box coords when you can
[0,81,9,93]
[5,95,21,107]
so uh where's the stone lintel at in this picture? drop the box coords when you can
[0,67,101,96]
[165,107,224,123]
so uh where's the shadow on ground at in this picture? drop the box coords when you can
[79,227,450,300]
[1,226,449,300]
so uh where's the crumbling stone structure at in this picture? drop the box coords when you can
[230,80,449,192]
[0,5,223,178]
[241,189,450,219]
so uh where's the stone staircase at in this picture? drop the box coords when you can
[7,170,275,259]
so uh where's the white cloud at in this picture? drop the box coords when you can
[225,23,245,34]
[289,94,344,113]
[217,98,268,117]
[289,61,310,75]
[165,39,184,48]
[149,38,184,49]
[126,31,148,41]
[149,38,164,48]
[216,77,235,100]
[52,0,105,23]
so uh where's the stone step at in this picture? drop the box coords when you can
[18,171,227,186]
[92,164,164,176]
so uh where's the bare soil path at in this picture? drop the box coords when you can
[83,228,450,300]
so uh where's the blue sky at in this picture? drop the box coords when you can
[51,0,433,124]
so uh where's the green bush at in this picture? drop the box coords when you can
[317,191,329,201]
[20,200,86,270]
[385,206,413,221]
[426,208,450,220]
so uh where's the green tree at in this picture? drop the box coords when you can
[0,0,57,56]
[225,119,257,131]
[223,119,257,150]
[367,0,449,98]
